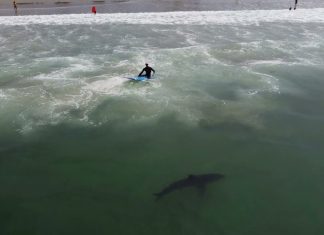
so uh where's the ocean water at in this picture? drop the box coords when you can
[1,9,324,235]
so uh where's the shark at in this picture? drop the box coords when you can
[153,173,224,200]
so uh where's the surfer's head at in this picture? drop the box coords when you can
[145,63,148,66]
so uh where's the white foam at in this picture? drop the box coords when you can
[0,9,324,26]
[0,89,6,98]
[84,75,161,97]
[248,59,285,65]
[30,57,98,82]
[84,76,126,95]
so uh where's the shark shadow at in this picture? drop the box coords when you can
[153,173,224,200]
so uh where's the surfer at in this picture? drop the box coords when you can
[138,63,155,79]
[13,0,17,15]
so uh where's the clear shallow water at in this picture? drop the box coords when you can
[1,9,324,235]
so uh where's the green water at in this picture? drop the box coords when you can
[1,93,324,234]
[1,12,324,235]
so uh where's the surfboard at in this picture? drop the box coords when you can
[127,76,148,81]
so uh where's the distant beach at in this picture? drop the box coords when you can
[1,0,324,16]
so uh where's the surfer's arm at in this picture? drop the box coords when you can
[138,69,144,76]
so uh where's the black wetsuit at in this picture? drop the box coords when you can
[139,66,155,79]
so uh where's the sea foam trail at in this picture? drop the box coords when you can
[0,8,324,26]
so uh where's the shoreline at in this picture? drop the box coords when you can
[1,0,324,16]
[1,8,324,26]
